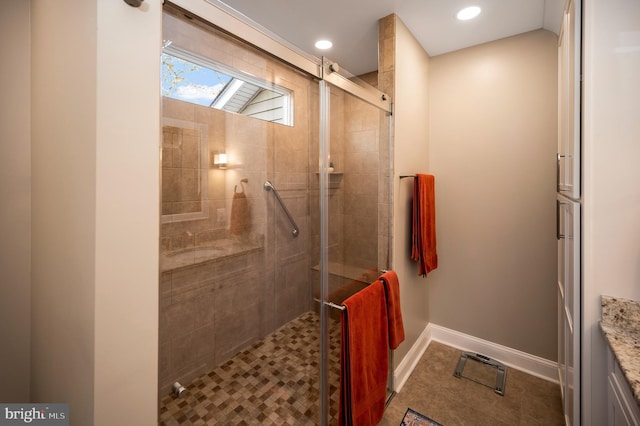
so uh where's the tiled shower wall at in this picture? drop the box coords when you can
[159,251,263,395]
[342,74,389,270]
[309,73,390,283]
[162,125,203,216]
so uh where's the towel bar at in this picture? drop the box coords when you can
[313,270,389,312]
[314,298,345,311]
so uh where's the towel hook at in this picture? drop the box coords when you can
[234,178,248,193]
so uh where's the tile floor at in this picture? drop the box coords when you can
[159,312,565,425]
[159,312,341,425]
[380,341,566,426]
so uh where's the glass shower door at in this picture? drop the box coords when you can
[316,62,392,424]
[159,5,324,424]
[158,3,391,425]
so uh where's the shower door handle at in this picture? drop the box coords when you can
[264,181,300,238]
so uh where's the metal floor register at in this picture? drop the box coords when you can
[453,351,507,396]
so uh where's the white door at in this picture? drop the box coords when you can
[557,193,581,425]
[557,0,581,200]
[557,0,582,423]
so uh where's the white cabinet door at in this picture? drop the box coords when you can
[557,0,581,200]
[608,347,640,426]
[557,193,581,425]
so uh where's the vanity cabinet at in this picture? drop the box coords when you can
[607,347,640,426]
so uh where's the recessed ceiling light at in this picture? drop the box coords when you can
[315,40,333,50]
[457,6,481,21]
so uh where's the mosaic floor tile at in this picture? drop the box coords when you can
[159,311,341,425]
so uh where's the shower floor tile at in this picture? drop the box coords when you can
[159,311,341,425]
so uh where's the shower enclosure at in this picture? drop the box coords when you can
[158,2,392,424]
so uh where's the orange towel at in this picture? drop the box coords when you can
[229,187,251,235]
[339,280,389,426]
[325,279,367,321]
[411,174,438,277]
[379,270,405,350]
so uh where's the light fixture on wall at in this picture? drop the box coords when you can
[213,153,228,169]
[457,6,481,21]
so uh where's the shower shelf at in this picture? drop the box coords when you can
[314,172,343,188]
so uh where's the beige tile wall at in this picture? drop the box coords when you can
[159,251,265,395]
[309,79,389,277]
[162,125,203,215]
[378,16,395,272]
[343,91,383,269]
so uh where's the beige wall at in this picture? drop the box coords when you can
[31,1,98,421]
[380,14,432,367]
[31,0,160,424]
[93,1,160,424]
[428,30,558,360]
[0,0,31,402]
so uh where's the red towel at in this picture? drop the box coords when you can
[411,174,438,277]
[339,280,389,426]
[379,270,405,350]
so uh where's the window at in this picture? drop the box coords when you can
[161,44,293,126]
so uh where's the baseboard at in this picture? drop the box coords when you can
[393,322,559,392]
[392,323,432,393]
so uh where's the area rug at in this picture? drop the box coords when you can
[400,408,443,426]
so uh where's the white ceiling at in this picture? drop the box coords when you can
[217,0,565,76]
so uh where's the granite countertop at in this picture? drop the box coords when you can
[600,295,640,406]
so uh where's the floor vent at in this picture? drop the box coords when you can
[453,351,507,396]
